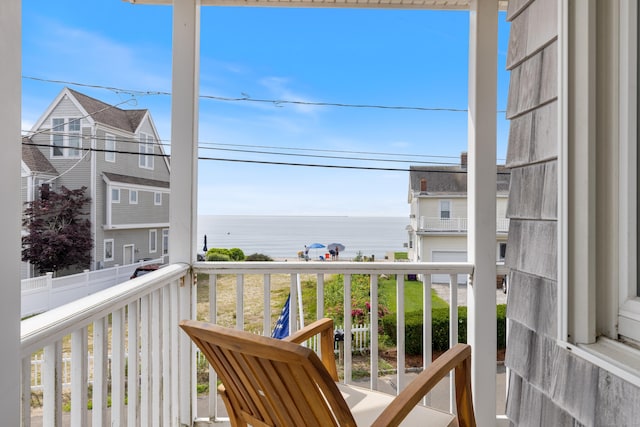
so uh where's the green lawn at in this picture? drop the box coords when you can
[300,274,450,323]
[379,276,449,313]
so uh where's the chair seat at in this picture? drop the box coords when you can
[338,383,457,427]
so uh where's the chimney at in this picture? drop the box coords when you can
[420,178,427,192]
[460,152,468,169]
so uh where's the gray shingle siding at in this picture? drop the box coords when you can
[505,1,640,426]
[24,88,170,272]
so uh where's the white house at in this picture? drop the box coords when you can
[407,153,510,283]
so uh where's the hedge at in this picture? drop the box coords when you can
[381,304,507,355]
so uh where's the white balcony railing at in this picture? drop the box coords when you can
[20,261,476,426]
[419,216,510,233]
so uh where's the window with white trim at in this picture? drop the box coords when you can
[139,133,155,169]
[129,190,138,204]
[563,0,640,355]
[154,192,162,206]
[51,117,81,158]
[439,200,451,219]
[149,229,157,253]
[105,134,116,162]
[162,229,169,256]
[618,0,640,343]
[104,239,114,261]
[112,188,120,203]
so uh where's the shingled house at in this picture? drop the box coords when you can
[503,0,640,425]
[21,88,170,277]
[407,153,510,283]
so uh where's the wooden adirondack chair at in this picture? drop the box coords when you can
[180,318,476,427]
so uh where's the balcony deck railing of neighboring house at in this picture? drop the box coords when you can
[20,257,165,317]
[19,260,507,427]
[419,216,510,233]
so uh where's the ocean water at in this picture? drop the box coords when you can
[197,215,409,260]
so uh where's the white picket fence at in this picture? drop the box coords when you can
[29,322,371,391]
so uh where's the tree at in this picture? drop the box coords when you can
[22,186,93,275]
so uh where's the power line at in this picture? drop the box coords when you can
[23,75,508,113]
[28,130,464,166]
[22,141,511,174]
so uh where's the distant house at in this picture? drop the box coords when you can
[406,152,510,283]
[21,87,170,277]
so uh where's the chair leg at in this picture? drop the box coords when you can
[218,386,244,427]
[454,357,476,427]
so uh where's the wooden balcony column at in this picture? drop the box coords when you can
[467,0,498,425]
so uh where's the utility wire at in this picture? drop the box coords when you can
[28,130,464,165]
[22,141,510,174]
[23,75,508,113]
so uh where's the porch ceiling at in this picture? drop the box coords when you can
[127,0,508,11]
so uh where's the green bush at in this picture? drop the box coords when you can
[228,248,245,261]
[205,247,245,261]
[381,304,507,355]
[245,253,273,261]
[206,252,231,261]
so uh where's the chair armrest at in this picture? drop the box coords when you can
[285,318,339,381]
[371,343,476,427]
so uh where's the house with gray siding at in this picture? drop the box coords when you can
[504,0,640,425]
[407,152,510,283]
[22,87,170,277]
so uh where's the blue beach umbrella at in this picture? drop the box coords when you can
[307,243,325,259]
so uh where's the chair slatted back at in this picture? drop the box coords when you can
[180,320,357,427]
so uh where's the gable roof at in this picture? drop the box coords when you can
[21,137,58,175]
[67,88,147,133]
[409,164,510,196]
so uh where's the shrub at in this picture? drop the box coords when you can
[206,252,231,261]
[245,253,273,261]
[205,247,245,261]
[381,304,507,355]
[228,248,245,261]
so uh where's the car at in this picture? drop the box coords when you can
[130,264,161,279]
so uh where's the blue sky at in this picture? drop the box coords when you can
[22,2,511,217]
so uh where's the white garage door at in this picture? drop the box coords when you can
[432,250,468,284]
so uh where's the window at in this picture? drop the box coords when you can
[112,188,120,203]
[162,229,169,256]
[562,0,640,366]
[104,239,114,261]
[139,134,155,169]
[129,190,138,204]
[439,200,451,219]
[51,117,82,158]
[618,0,640,342]
[105,134,116,162]
[149,229,157,253]
[498,243,507,261]
[154,192,162,206]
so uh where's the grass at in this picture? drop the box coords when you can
[379,276,449,313]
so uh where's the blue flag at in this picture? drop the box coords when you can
[271,294,290,339]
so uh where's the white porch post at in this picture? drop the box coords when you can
[0,1,22,425]
[170,0,200,424]
[468,1,498,425]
